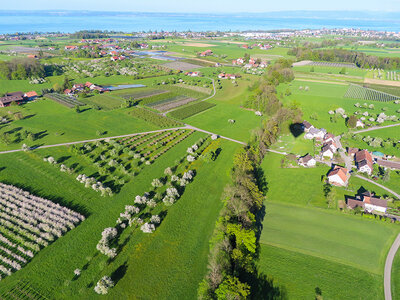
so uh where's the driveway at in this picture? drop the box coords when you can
[385,234,400,300]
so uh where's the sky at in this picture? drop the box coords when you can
[1,0,400,13]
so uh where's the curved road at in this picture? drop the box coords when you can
[354,174,400,199]
[385,234,400,300]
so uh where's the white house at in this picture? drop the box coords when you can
[305,127,326,140]
[357,160,373,175]
[298,154,316,167]
[321,145,334,159]
[327,166,350,187]
[347,191,387,213]
[356,120,365,128]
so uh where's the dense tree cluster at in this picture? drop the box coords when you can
[0,58,45,80]
[288,47,400,70]
[70,30,109,39]
[199,61,301,299]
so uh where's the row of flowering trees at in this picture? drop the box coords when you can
[0,183,85,281]
[92,136,213,294]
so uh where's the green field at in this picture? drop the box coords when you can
[258,201,399,299]
[184,78,261,142]
[278,79,400,135]
[393,249,400,300]
[0,99,159,150]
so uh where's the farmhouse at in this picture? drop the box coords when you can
[321,144,334,158]
[185,71,200,77]
[347,147,359,157]
[323,133,335,144]
[298,154,316,167]
[302,120,313,132]
[327,166,350,186]
[0,92,24,107]
[24,91,38,100]
[200,50,213,57]
[376,159,400,170]
[355,149,373,175]
[347,191,387,213]
[305,127,326,140]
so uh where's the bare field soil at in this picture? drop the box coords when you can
[364,78,400,87]
[163,61,202,70]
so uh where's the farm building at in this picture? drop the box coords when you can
[0,92,24,107]
[355,150,373,175]
[298,154,316,167]
[347,191,387,213]
[24,91,38,101]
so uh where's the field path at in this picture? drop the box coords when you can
[353,123,400,134]
[384,233,400,300]
[0,123,246,155]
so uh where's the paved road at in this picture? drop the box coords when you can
[385,233,400,300]
[354,174,400,199]
[162,77,216,116]
[354,123,400,134]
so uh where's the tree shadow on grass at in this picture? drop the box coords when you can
[241,268,287,300]
[110,262,128,285]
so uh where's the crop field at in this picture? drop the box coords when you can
[148,96,197,112]
[44,93,85,108]
[169,101,216,119]
[293,65,367,77]
[258,201,399,299]
[81,93,124,110]
[117,88,169,101]
[162,61,202,70]
[344,84,400,101]
[127,107,182,127]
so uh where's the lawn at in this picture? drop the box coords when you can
[81,93,124,110]
[0,133,240,299]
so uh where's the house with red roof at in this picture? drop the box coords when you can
[355,149,374,175]
[24,91,38,100]
[327,166,350,187]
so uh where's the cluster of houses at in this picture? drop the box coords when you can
[199,50,213,57]
[218,73,240,80]
[240,43,273,50]
[64,82,107,96]
[302,121,338,159]
[0,91,38,107]
[231,57,267,69]
[185,71,200,77]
